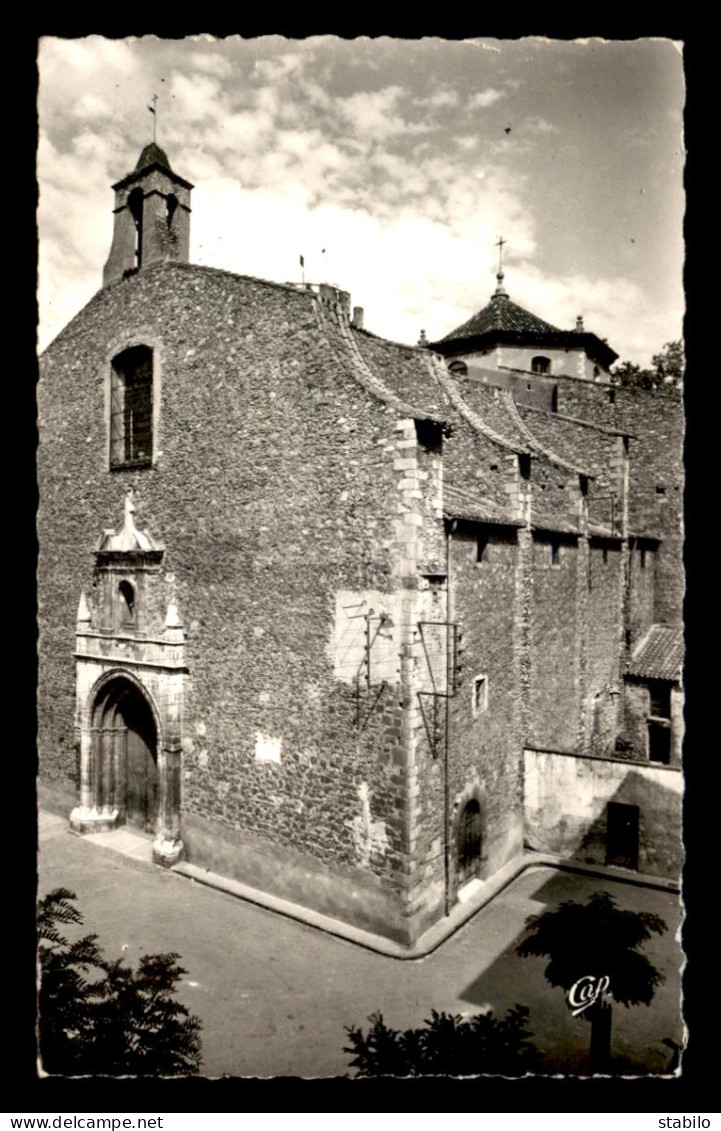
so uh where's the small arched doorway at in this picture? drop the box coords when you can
[92,678,158,833]
[457,798,483,885]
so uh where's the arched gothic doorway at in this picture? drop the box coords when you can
[92,679,158,833]
[457,798,483,885]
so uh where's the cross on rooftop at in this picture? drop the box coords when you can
[495,236,507,275]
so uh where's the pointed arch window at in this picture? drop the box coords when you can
[110,346,153,469]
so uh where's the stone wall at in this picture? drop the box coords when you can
[37,263,437,936]
[555,378,684,625]
[462,344,603,382]
[448,524,524,884]
[621,680,683,767]
[585,540,624,756]
[524,748,682,880]
[528,533,581,751]
[628,542,657,649]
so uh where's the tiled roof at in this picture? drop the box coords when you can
[532,519,581,537]
[588,523,622,540]
[352,330,452,420]
[441,291,561,342]
[136,142,172,172]
[444,482,522,527]
[627,624,684,682]
[429,284,618,369]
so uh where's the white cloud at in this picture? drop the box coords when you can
[168,72,223,123]
[420,88,460,110]
[468,88,504,109]
[335,86,416,141]
[36,37,684,365]
[524,116,559,134]
[73,92,113,120]
[188,50,232,76]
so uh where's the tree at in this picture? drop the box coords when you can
[651,340,684,387]
[37,887,202,1076]
[344,1004,539,1077]
[611,340,684,393]
[516,890,667,1073]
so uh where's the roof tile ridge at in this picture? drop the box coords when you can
[444,481,497,508]
[426,354,530,454]
[629,624,655,660]
[498,388,594,477]
[314,299,430,419]
[518,402,633,439]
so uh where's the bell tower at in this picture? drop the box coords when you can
[103,142,193,287]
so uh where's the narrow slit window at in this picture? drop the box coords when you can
[166,193,178,229]
[118,580,136,628]
[128,187,144,268]
[472,675,488,716]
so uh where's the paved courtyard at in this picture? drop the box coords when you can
[38,812,683,1078]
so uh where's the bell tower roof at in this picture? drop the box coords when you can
[103,142,194,286]
[135,141,172,173]
[111,143,193,193]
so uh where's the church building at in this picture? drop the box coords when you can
[37,143,684,945]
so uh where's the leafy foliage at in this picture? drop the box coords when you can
[37,888,202,1076]
[344,1004,539,1077]
[611,340,684,393]
[516,890,667,1012]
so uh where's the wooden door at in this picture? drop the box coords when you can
[121,690,157,832]
[606,802,639,870]
[458,799,483,884]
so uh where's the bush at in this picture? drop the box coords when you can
[38,888,202,1076]
[344,1004,538,1077]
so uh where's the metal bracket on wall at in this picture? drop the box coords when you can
[353,613,389,731]
[416,620,458,759]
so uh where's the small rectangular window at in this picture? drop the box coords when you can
[649,682,671,719]
[477,531,489,562]
[472,675,488,716]
[648,721,671,764]
[550,537,561,565]
[415,418,443,454]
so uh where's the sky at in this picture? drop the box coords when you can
[37,36,685,364]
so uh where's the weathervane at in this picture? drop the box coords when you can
[148,94,158,143]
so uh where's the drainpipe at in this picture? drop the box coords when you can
[444,520,456,915]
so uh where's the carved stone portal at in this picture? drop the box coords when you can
[71,492,187,866]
